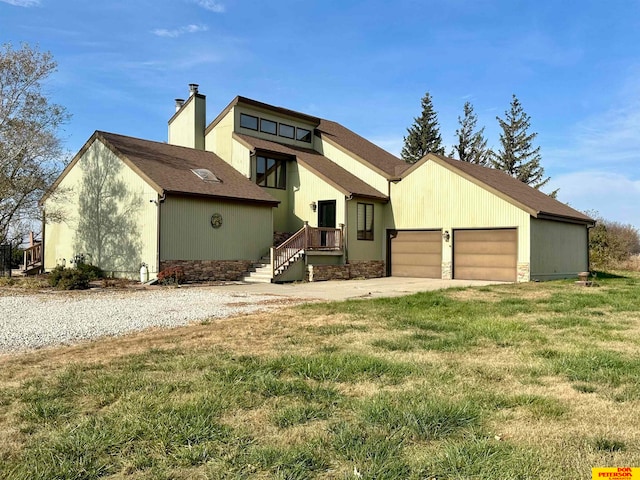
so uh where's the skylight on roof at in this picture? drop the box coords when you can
[191,168,221,183]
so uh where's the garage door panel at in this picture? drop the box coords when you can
[393,253,442,266]
[455,254,516,268]
[393,264,442,278]
[454,241,517,255]
[392,241,441,255]
[453,229,517,282]
[391,230,442,278]
[454,266,516,282]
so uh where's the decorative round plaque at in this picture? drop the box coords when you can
[210,213,223,229]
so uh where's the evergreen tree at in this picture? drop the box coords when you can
[491,94,550,190]
[401,92,444,163]
[452,101,491,165]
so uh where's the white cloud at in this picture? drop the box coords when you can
[549,171,640,228]
[192,0,225,13]
[152,24,208,38]
[0,0,40,6]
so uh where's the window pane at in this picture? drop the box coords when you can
[357,203,374,240]
[266,158,276,187]
[279,123,295,139]
[256,156,266,186]
[296,127,312,142]
[240,114,258,130]
[260,119,277,135]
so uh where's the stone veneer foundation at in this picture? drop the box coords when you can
[159,260,254,282]
[307,261,385,282]
[517,262,530,283]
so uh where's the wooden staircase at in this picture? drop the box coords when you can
[242,223,343,284]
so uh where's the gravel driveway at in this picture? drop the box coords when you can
[0,286,290,354]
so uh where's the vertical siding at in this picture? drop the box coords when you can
[530,218,589,279]
[347,199,385,261]
[44,140,159,277]
[390,161,531,265]
[160,196,273,260]
[168,96,205,149]
[290,163,345,232]
[319,138,389,195]
[206,109,240,170]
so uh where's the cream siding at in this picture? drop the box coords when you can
[530,218,589,280]
[347,199,385,261]
[168,95,206,150]
[205,108,236,167]
[44,141,159,278]
[234,105,318,150]
[291,163,345,231]
[390,160,531,276]
[159,196,273,261]
[318,138,389,195]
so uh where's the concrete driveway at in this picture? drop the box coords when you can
[214,277,504,302]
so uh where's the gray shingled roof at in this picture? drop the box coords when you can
[234,133,389,201]
[429,154,594,223]
[97,131,279,205]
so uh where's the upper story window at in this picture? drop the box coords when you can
[239,112,313,144]
[296,127,312,143]
[357,203,374,241]
[240,113,258,130]
[260,118,277,135]
[279,123,295,139]
[256,155,286,189]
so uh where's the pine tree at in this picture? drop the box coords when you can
[452,101,491,165]
[492,94,551,190]
[401,92,444,163]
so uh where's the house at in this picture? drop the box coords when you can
[41,84,594,283]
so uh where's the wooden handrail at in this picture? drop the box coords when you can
[24,242,42,270]
[271,224,343,277]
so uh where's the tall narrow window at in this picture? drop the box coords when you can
[357,203,374,240]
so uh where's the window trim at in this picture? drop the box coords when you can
[240,113,259,131]
[357,203,374,241]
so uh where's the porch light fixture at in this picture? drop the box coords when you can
[442,230,450,242]
[310,201,317,212]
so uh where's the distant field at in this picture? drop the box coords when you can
[1,273,639,479]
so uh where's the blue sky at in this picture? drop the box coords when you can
[2,0,640,227]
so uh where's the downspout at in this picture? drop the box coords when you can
[41,209,46,273]
[344,194,352,264]
[587,223,594,272]
[155,192,166,277]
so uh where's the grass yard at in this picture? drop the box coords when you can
[1,274,640,479]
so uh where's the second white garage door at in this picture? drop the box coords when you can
[453,228,517,282]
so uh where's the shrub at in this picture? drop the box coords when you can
[157,266,186,285]
[76,263,105,280]
[48,266,90,290]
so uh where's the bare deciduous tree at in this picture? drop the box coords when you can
[0,43,69,245]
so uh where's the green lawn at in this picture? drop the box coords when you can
[1,273,640,479]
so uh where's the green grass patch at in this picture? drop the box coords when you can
[3,274,640,478]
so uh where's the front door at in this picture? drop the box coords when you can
[317,200,336,247]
